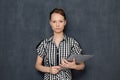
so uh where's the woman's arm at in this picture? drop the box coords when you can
[35,55,61,74]
[60,58,85,70]
[35,55,50,73]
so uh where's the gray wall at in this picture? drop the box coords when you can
[0,0,120,80]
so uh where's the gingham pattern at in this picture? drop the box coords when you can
[37,35,82,80]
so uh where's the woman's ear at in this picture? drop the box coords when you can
[64,20,67,26]
[49,20,51,25]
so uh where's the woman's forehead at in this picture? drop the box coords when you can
[51,13,65,20]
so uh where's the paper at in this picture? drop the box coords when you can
[67,54,94,64]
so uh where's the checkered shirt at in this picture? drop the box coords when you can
[37,35,82,80]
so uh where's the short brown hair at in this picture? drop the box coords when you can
[49,8,66,20]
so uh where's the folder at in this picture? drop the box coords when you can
[67,54,94,64]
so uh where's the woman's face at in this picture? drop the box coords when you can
[50,13,66,34]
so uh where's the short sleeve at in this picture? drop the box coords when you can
[36,41,46,58]
[71,39,82,55]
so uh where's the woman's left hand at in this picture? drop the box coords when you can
[60,58,77,69]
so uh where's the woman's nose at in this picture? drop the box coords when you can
[56,22,59,27]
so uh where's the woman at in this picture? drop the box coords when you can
[35,8,85,80]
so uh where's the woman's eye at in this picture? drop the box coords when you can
[60,21,63,23]
[52,21,55,23]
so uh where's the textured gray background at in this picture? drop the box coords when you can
[0,0,120,80]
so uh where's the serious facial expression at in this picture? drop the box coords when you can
[50,13,66,33]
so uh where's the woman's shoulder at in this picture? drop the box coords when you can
[39,37,51,44]
[66,35,80,44]
[36,37,50,49]
[66,35,77,41]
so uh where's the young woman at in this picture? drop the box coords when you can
[35,8,85,80]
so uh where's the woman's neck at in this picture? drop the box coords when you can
[53,32,64,39]
[53,32,64,47]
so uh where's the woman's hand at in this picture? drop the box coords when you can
[60,58,77,69]
[60,58,85,70]
[49,66,62,74]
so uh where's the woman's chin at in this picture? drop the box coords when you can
[54,31,63,34]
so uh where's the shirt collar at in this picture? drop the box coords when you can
[47,34,67,42]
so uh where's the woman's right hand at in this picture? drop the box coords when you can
[49,66,61,74]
